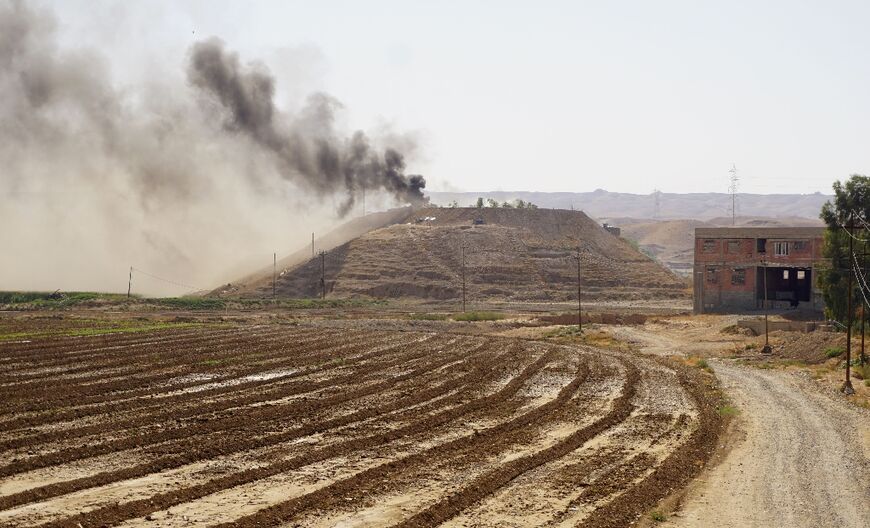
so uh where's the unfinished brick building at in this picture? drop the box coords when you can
[693,227,827,314]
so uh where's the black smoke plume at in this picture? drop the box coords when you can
[187,38,426,211]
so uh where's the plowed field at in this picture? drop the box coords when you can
[0,320,721,527]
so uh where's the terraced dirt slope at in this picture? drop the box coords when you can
[0,319,721,527]
[235,207,687,301]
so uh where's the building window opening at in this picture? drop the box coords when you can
[797,270,806,280]
[783,269,789,280]
[727,240,741,253]
[774,241,789,256]
[757,238,767,253]
[731,268,746,285]
[793,241,807,251]
[703,239,716,253]
[707,267,718,284]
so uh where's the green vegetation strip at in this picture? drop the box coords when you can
[0,322,210,342]
[452,311,505,322]
[0,291,386,311]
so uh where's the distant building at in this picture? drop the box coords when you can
[602,223,621,237]
[693,227,827,314]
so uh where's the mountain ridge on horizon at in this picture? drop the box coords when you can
[425,189,831,220]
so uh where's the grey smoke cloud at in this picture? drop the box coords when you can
[0,0,425,294]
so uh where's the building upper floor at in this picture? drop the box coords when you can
[694,227,825,265]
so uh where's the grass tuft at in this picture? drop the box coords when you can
[650,511,667,522]
[825,346,845,359]
[718,404,739,417]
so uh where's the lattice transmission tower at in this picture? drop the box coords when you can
[728,163,739,226]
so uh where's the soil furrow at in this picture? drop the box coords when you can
[0,327,335,404]
[390,361,639,528]
[0,330,412,431]
[0,334,447,478]
[0,331,414,448]
[0,343,501,522]
[33,343,550,528]
[203,351,590,527]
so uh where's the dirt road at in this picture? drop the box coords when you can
[669,362,870,527]
[613,321,870,527]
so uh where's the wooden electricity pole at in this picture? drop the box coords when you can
[761,260,771,353]
[863,249,868,366]
[576,248,583,332]
[273,253,277,298]
[461,244,467,313]
[127,266,133,298]
[844,216,855,394]
[319,251,326,299]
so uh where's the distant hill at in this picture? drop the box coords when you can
[217,207,687,303]
[426,190,831,220]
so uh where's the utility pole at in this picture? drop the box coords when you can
[461,243,467,313]
[319,251,326,299]
[273,253,277,298]
[127,266,133,298]
[312,232,315,258]
[362,187,366,217]
[576,246,583,332]
[761,260,773,354]
[728,164,739,226]
[844,214,855,394]
[863,248,867,366]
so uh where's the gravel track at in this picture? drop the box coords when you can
[666,362,870,528]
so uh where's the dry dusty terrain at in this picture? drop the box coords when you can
[611,317,870,527]
[0,314,722,527]
[226,207,687,303]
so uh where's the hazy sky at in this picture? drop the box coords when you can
[49,0,870,195]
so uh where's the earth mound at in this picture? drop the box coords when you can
[221,207,688,302]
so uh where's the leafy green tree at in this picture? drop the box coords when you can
[819,175,870,322]
[448,200,459,208]
[501,201,513,208]
[475,197,484,208]
[486,198,499,208]
[514,199,527,209]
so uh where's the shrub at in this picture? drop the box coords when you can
[650,511,667,522]
[452,311,505,322]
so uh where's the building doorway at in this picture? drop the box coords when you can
[757,266,812,307]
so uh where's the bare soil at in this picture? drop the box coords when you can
[0,312,721,527]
